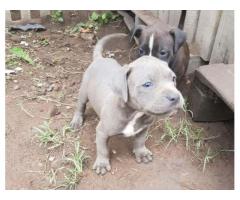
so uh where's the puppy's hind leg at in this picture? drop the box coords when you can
[70,79,88,130]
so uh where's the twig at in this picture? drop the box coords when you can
[18,102,34,118]
[37,96,74,107]
[202,135,221,141]
[58,66,84,74]
[25,170,44,174]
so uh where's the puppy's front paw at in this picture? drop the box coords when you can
[133,147,153,163]
[93,157,111,175]
[70,114,83,130]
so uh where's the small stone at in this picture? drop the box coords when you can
[20,41,29,46]
[13,80,18,83]
[112,149,117,154]
[14,67,23,73]
[14,85,20,90]
[70,81,76,86]
[48,156,55,162]
[49,105,61,117]
[38,162,43,167]
[37,83,43,88]
[66,106,71,110]
[37,88,47,95]
[47,84,54,92]
[53,84,60,91]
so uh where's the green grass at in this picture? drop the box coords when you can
[159,117,212,170]
[51,10,63,23]
[68,11,120,34]
[159,117,234,172]
[65,141,89,173]
[34,121,88,189]
[39,38,49,47]
[5,57,20,69]
[179,118,204,151]
[160,117,204,150]
[89,11,120,25]
[160,118,180,149]
[33,121,63,149]
[62,124,74,137]
[9,47,35,65]
[62,141,89,189]
[202,147,218,172]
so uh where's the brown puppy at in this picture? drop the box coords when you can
[131,21,190,85]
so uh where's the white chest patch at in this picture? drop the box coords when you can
[122,112,145,137]
[148,33,154,56]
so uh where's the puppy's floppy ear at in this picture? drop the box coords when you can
[120,65,131,103]
[130,24,146,42]
[170,28,187,53]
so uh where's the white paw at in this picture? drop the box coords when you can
[133,147,153,163]
[70,114,83,130]
[92,157,111,175]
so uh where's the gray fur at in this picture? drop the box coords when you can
[71,33,184,175]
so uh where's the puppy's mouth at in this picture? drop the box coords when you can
[146,108,179,117]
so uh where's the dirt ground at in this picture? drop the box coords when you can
[5,13,234,190]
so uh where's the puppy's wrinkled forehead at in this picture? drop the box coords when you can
[129,56,175,81]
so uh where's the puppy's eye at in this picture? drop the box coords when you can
[160,50,168,56]
[142,81,153,88]
[172,76,176,82]
[139,48,145,55]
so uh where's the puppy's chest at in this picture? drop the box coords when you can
[122,112,153,137]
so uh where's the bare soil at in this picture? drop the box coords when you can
[5,13,234,190]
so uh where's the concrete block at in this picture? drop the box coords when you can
[188,77,233,122]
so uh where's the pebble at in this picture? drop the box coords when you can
[20,41,29,46]
[14,67,23,73]
[66,106,71,110]
[48,156,55,162]
[112,149,117,154]
[37,88,47,95]
[47,84,54,92]
[36,83,43,88]
[70,81,76,86]
[49,105,61,117]
[14,85,20,90]
[13,80,18,83]
[53,84,60,91]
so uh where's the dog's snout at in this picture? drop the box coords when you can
[166,93,180,104]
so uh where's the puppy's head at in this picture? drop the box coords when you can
[117,56,184,115]
[130,25,187,66]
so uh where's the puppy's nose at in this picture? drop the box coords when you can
[166,93,180,104]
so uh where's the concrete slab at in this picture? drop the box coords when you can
[196,64,234,110]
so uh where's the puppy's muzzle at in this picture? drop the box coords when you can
[165,92,180,105]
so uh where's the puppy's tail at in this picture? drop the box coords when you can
[93,33,128,60]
